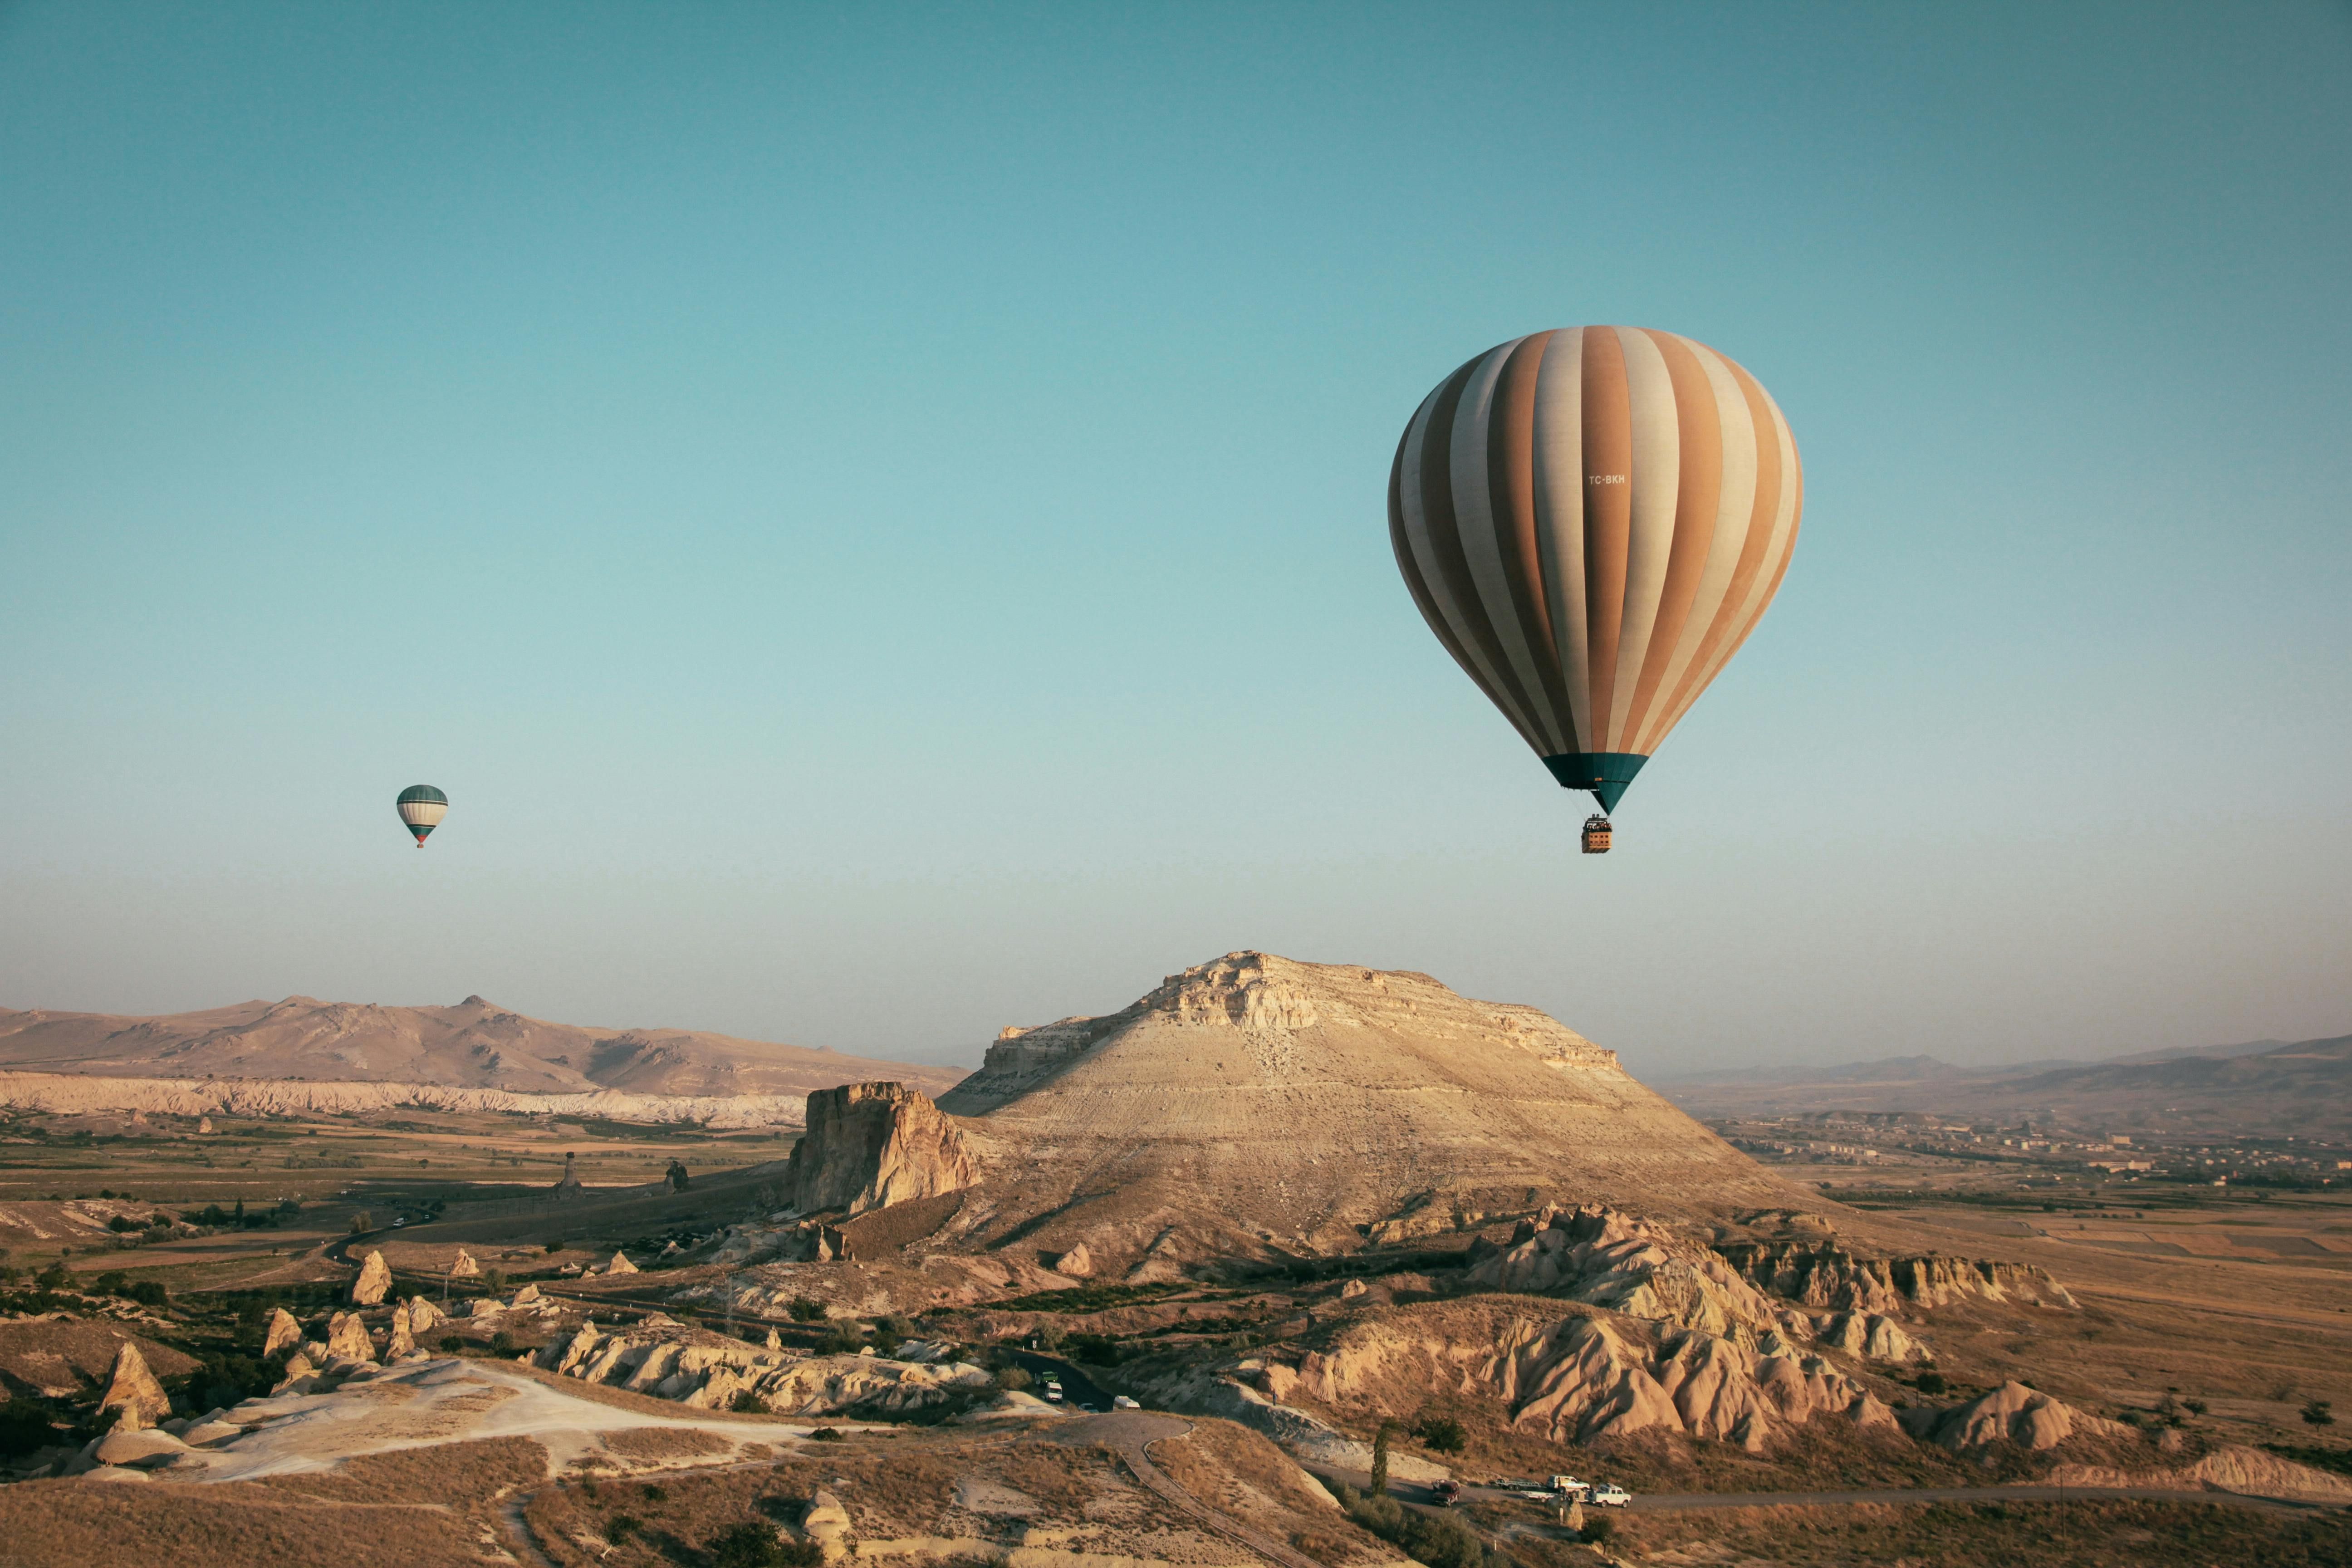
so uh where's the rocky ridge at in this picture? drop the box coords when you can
[1713,1239,2076,1313]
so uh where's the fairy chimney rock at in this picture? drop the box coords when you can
[602,1250,638,1275]
[785,1081,976,1216]
[262,1307,303,1358]
[351,1249,393,1305]
[386,1303,415,1360]
[325,1312,376,1362]
[99,1341,172,1427]
[449,1249,481,1279]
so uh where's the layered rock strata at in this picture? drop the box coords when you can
[785,1082,975,1216]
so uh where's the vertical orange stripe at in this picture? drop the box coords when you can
[1579,328,1632,753]
[1651,355,1784,733]
[1619,332,1724,750]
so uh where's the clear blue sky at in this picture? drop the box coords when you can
[4,2,2347,1075]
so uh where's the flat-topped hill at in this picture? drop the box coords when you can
[0,995,964,1101]
[933,952,1811,1274]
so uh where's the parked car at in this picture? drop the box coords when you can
[1590,1484,1632,1509]
[1112,1395,1141,1410]
[1431,1480,1463,1506]
[1044,1379,1064,1404]
[1548,1475,1589,1498]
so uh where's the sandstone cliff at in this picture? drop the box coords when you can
[786,1082,976,1216]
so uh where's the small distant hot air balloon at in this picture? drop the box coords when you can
[1388,326,1801,851]
[396,785,448,848]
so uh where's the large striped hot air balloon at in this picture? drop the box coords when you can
[396,784,448,847]
[1388,326,1801,841]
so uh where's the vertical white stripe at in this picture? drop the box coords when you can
[1398,378,1547,751]
[1649,384,1802,748]
[1606,327,1680,752]
[1633,337,1755,755]
[1529,328,1591,753]
[1449,338,1566,753]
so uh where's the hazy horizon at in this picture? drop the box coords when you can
[5,3,2348,1080]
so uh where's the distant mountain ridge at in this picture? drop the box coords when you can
[0,995,964,1101]
[1661,1036,2299,1089]
[1658,1033,2351,1137]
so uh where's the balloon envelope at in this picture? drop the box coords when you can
[1388,326,1801,811]
[396,784,448,846]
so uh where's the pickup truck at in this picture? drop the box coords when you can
[1548,1475,1589,1498]
[1588,1484,1632,1509]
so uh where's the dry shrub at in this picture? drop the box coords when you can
[0,1479,487,1567]
[253,1436,547,1506]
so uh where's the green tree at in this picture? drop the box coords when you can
[1369,1417,1403,1496]
[1414,1415,1467,1454]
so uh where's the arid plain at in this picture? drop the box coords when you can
[0,955,2343,1568]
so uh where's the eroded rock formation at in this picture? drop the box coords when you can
[324,1312,375,1362]
[1290,1309,1889,1454]
[98,1341,171,1427]
[1902,1380,2129,1451]
[1464,1206,1784,1337]
[350,1249,392,1305]
[262,1307,303,1358]
[785,1082,975,1216]
[536,1320,990,1414]
[1714,1240,2077,1313]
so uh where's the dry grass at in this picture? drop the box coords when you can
[599,1425,735,1460]
[254,1435,548,1505]
[0,1479,490,1568]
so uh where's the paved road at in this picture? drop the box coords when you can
[1007,1349,1112,1411]
[1048,1412,1325,1568]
